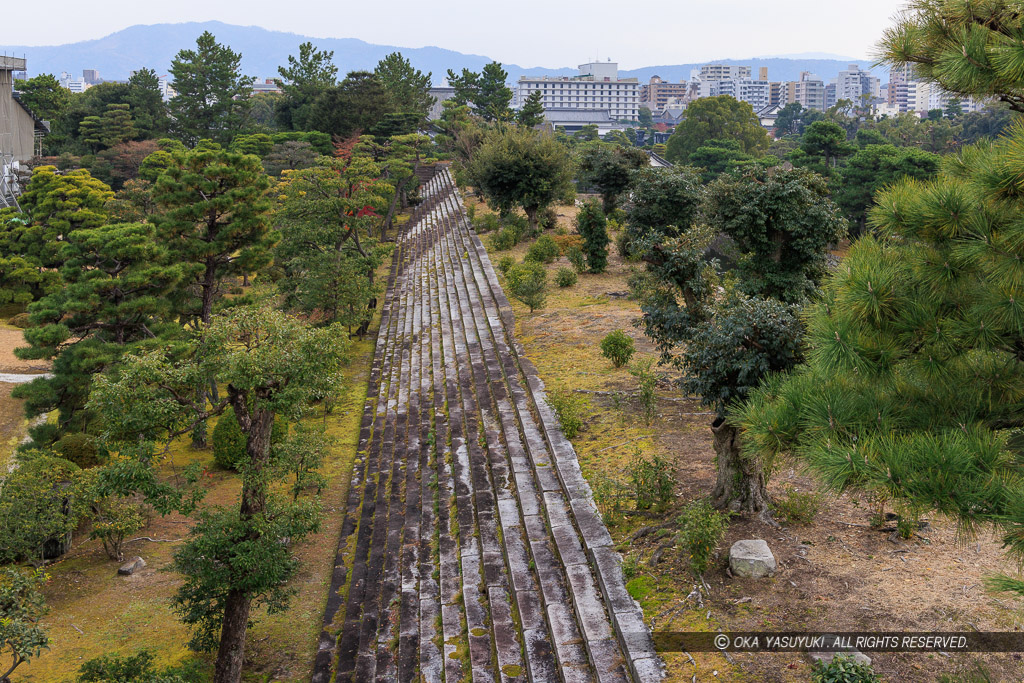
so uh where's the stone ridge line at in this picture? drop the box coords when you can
[313,165,665,683]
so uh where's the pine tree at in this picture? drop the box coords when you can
[517,90,546,128]
[169,32,254,146]
[152,147,274,326]
[308,71,390,138]
[879,0,1024,113]
[13,222,182,444]
[576,142,649,212]
[374,52,434,119]
[275,42,338,131]
[737,128,1024,592]
[2,167,112,271]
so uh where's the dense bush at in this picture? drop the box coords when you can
[78,649,188,683]
[547,388,589,439]
[474,213,501,234]
[496,255,516,275]
[525,235,560,264]
[554,267,578,288]
[212,408,286,471]
[7,312,30,328]
[212,409,247,470]
[811,654,880,683]
[505,261,547,312]
[489,226,519,251]
[678,499,728,576]
[55,432,103,468]
[600,330,635,368]
[576,201,610,273]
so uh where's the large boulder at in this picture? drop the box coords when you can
[118,556,146,576]
[729,539,776,578]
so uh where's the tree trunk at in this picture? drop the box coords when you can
[212,589,253,683]
[709,417,770,516]
[524,206,538,236]
[191,387,208,449]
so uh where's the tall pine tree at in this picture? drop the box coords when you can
[169,32,254,146]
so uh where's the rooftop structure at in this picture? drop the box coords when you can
[517,61,640,122]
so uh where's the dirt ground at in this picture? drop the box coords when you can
[0,326,48,374]
[467,192,1024,683]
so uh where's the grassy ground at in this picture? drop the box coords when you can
[8,297,382,682]
[467,191,1024,683]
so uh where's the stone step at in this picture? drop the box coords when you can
[320,165,662,683]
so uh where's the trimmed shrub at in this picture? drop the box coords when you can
[678,499,728,576]
[552,233,582,256]
[576,200,610,273]
[212,409,246,470]
[212,409,287,471]
[600,330,635,368]
[505,261,547,312]
[525,235,560,264]
[554,267,578,288]
[7,312,30,328]
[55,432,103,469]
[490,226,518,251]
[496,255,516,275]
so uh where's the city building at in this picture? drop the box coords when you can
[428,87,456,120]
[251,78,283,95]
[82,69,101,85]
[516,60,640,122]
[59,71,88,93]
[2,56,48,207]
[641,76,689,110]
[543,108,628,136]
[834,64,881,104]
[691,64,770,110]
[792,72,825,111]
[697,64,751,81]
[824,83,837,110]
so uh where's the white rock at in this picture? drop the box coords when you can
[729,540,777,578]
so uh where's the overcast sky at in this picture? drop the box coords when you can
[11,0,905,68]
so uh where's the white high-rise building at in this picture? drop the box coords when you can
[516,61,640,122]
[834,64,881,103]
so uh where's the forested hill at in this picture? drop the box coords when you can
[1,21,884,84]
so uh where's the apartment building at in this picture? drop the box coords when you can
[835,64,881,103]
[792,72,825,111]
[641,75,689,110]
[516,61,640,122]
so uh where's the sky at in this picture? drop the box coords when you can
[9,0,906,69]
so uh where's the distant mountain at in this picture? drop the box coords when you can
[0,22,890,86]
